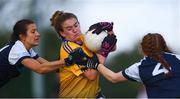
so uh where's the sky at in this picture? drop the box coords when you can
[0,0,180,54]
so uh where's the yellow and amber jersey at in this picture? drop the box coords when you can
[59,34,100,98]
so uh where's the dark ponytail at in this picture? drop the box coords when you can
[10,19,34,43]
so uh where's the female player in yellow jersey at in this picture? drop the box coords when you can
[50,10,117,98]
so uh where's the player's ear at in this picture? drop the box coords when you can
[59,31,66,38]
[19,33,25,41]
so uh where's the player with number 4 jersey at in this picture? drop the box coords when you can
[76,33,180,98]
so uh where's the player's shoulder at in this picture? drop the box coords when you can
[61,40,81,54]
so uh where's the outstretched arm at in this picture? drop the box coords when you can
[36,57,49,63]
[83,54,128,83]
[21,48,87,74]
[22,58,65,74]
[97,64,127,83]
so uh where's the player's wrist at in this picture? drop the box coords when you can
[96,64,103,70]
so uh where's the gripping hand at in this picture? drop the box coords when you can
[65,48,89,66]
[65,48,100,69]
[88,22,113,34]
[85,53,100,69]
[100,34,117,57]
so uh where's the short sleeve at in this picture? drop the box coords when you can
[9,48,30,65]
[122,62,142,82]
[8,41,35,65]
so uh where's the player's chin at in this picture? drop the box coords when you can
[33,43,39,46]
[74,36,82,41]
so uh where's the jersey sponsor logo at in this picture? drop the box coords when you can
[152,63,170,76]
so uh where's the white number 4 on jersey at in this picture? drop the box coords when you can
[152,63,170,76]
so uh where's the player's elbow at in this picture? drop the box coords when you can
[86,74,97,81]
[83,69,98,80]
[84,73,98,81]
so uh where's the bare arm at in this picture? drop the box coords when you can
[21,58,65,74]
[36,57,49,63]
[97,64,127,83]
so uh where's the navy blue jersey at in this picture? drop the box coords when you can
[122,52,180,98]
[0,40,39,87]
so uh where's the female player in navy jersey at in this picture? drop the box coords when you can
[79,33,180,98]
[0,19,84,88]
